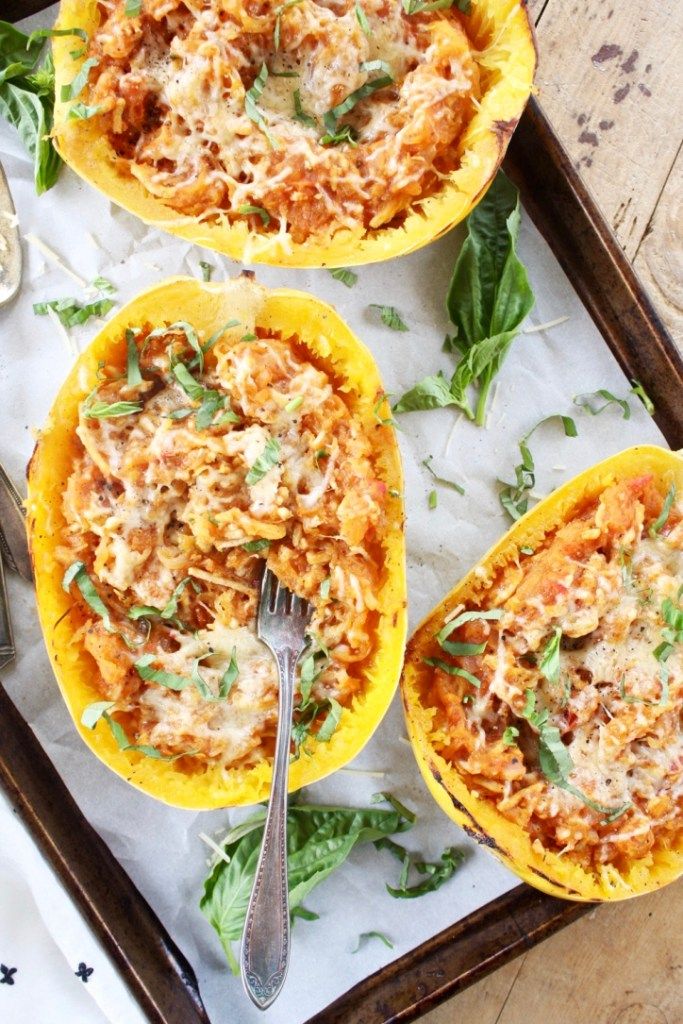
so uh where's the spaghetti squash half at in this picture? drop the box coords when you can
[28,276,406,809]
[51,0,536,267]
[402,446,683,901]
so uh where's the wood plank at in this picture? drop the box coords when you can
[421,881,683,1024]
[633,143,683,351]
[533,0,683,260]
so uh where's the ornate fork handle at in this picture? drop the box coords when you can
[240,647,296,1009]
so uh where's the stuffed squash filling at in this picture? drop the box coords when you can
[419,476,682,871]
[57,306,391,768]
[78,0,480,242]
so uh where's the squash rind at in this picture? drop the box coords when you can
[27,277,407,809]
[402,446,683,901]
[51,0,537,268]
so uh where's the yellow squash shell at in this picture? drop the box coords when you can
[27,277,407,809]
[401,445,683,901]
[52,0,536,268]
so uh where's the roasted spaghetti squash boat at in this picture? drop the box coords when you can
[27,276,406,809]
[402,446,683,901]
[51,0,536,267]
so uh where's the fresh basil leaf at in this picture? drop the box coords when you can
[0,21,44,68]
[0,77,61,193]
[244,63,278,147]
[422,455,465,495]
[62,561,114,632]
[60,56,98,101]
[539,626,562,685]
[394,371,460,414]
[422,657,481,688]
[199,800,412,973]
[630,379,654,415]
[649,482,676,537]
[352,931,393,952]
[245,437,280,485]
[369,304,408,332]
[574,389,631,419]
[238,203,271,226]
[329,267,357,287]
[370,791,416,824]
[34,295,115,327]
[126,328,142,387]
[355,1,372,34]
[502,725,519,746]
[292,88,316,128]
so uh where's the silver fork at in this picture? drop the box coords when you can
[240,567,311,1010]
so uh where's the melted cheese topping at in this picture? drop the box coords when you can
[425,477,682,870]
[84,0,479,242]
[61,301,389,768]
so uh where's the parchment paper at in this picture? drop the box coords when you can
[0,10,668,1022]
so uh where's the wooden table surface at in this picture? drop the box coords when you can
[422,2,683,1022]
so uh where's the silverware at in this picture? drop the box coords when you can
[0,548,14,671]
[0,159,21,308]
[240,568,311,1010]
[0,461,32,581]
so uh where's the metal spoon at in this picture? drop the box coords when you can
[0,159,21,307]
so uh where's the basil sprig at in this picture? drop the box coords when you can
[395,173,534,425]
[200,799,413,974]
[0,21,71,192]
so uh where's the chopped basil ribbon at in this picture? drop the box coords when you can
[403,0,470,11]
[630,379,654,415]
[244,63,279,148]
[63,561,114,632]
[502,726,519,746]
[539,626,562,685]
[82,398,143,419]
[238,203,271,226]
[81,701,186,760]
[379,838,465,899]
[292,89,316,128]
[172,362,238,430]
[319,578,331,598]
[369,304,408,332]
[273,0,303,48]
[427,489,437,510]
[436,608,503,645]
[422,657,482,688]
[148,319,203,368]
[191,649,239,702]
[26,27,88,46]
[60,56,98,101]
[291,637,340,756]
[573,389,631,419]
[320,123,357,147]
[371,791,417,824]
[328,267,358,287]
[128,577,196,626]
[126,328,142,387]
[199,261,214,282]
[355,1,372,35]
[245,437,280,485]
[134,654,191,691]
[124,0,142,15]
[91,276,116,295]
[323,62,393,141]
[373,392,397,427]
[499,415,577,521]
[285,395,303,412]
[649,482,676,537]
[422,456,465,495]
[521,690,631,822]
[395,172,532,424]
[33,295,114,327]
[242,539,271,553]
[352,932,393,952]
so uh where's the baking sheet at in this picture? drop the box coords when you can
[0,11,668,1023]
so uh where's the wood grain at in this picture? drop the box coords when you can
[533,0,683,264]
